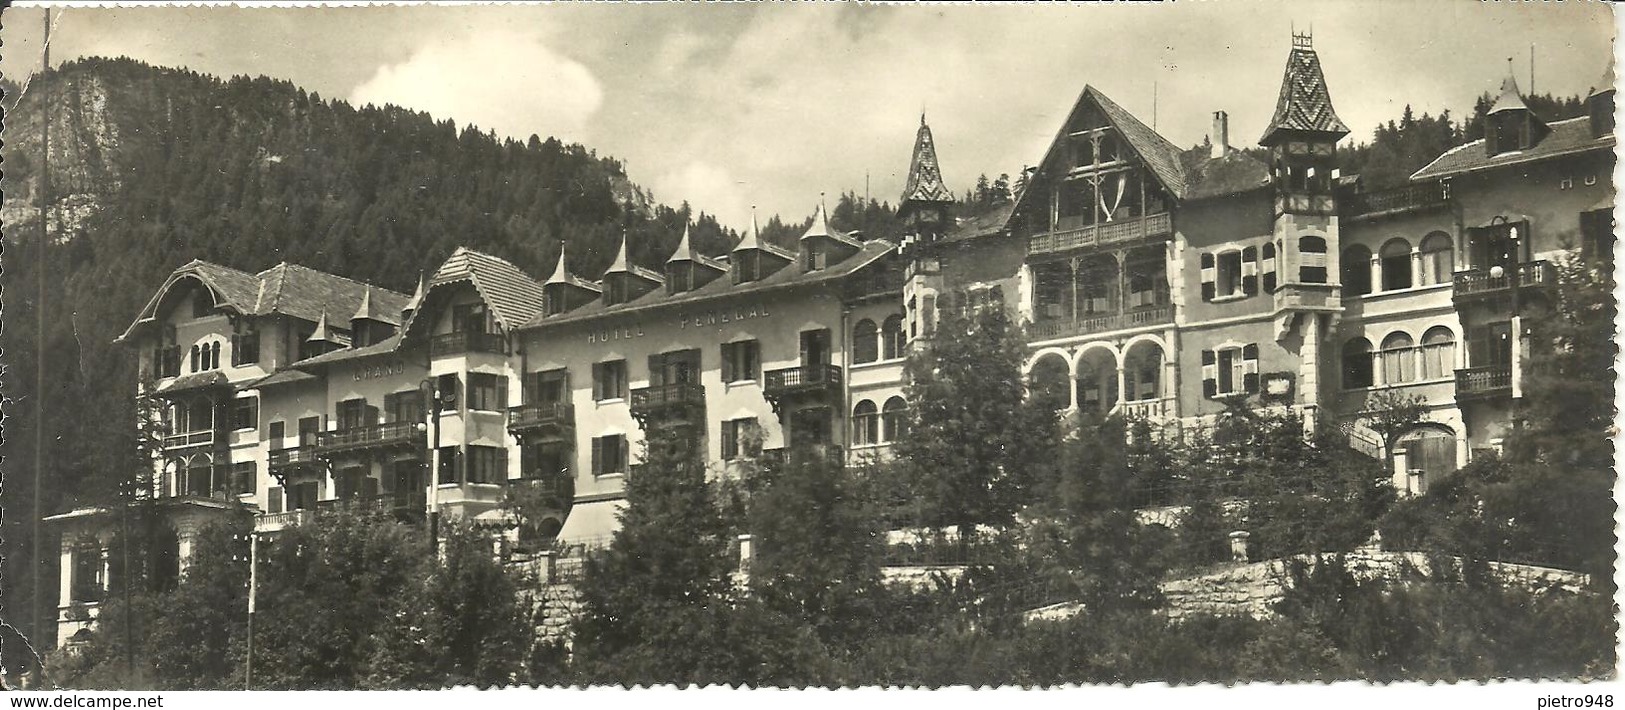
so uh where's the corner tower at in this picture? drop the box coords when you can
[898,115,955,343]
[1260,32,1350,414]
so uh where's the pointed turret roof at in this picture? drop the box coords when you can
[901,115,954,204]
[605,230,633,274]
[352,285,376,321]
[733,209,795,260]
[543,243,602,293]
[1489,72,1530,114]
[799,199,862,248]
[1589,62,1616,97]
[1260,35,1350,145]
[307,309,337,343]
[403,271,426,314]
[666,225,728,271]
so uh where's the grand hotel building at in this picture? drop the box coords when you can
[48,37,1616,645]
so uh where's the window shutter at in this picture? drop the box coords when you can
[1200,252,1216,302]
[496,377,509,410]
[1241,247,1259,295]
[1201,349,1218,398]
[1261,243,1277,292]
[722,421,738,460]
[268,486,284,514]
[496,448,509,484]
[721,344,735,382]
[1242,344,1260,394]
[591,437,603,476]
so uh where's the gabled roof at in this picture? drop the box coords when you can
[429,247,548,330]
[543,243,602,293]
[521,239,898,331]
[666,225,728,271]
[117,259,408,343]
[1260,39,1350,144]
[944,201,1016,243]
[733,212,795,261]
[799,202,862,249]
[901,115,955,205]
[1008,85,1189,221]
[1411,116,1615,181]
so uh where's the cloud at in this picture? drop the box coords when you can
[652,160,751,226]
[348,26,602,142]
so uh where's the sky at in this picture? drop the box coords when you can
[0,1,1616,232]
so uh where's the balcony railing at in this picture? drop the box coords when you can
[268,445,322,468]
[256,509,313,532]
[1116,398,1170,421]
[763,364,843,394]
[1455,365,1512,399]
[507,402,575,433]
[1343,182,1450,219]
[1028,304,1173,341]
[429,330,508,357]
[315,490,427,517]
[162,430,215,449]
[1028,212,1172,256]
[1452,261,1556,301]
[316,421,420,454]
[630,382,706,414]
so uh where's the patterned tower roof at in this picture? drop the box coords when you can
[1260,35,1350,145]
[901,114,954,205]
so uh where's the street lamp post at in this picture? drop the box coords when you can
[418,379,444,548]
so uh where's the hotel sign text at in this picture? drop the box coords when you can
[354,362,406,381]
[586,304,773,344]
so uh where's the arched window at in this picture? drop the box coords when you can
[1299,236,1328,283]
[1419,326,1456,380]
[853,319,879,364]
[1342,244,1373,297]
[1380,239,1413,291]
[210,342,222,370]
[882,397,910,442]
[190,345,201,373]
[1418,232,1453,286]
[1381,331,1415,385]
[881,315,906,360]
[852,400,879,446]
[1342,338,1374,389]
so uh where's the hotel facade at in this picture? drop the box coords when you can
[47,37,1616,646]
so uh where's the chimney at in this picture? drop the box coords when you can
[1211,111,1230,159]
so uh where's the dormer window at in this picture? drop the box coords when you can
[1590,91,1615,137]
[668,263,693,294]
[604,276,630,306]
[543,291,567,317]
[805,244,827,272]
[735,251,761,284]
[1487,111,1531,156]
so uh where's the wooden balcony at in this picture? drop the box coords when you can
[1452,261,1556,303]
[316,421,420,455]
[429,330,507,357]
[1455,365,1512,401]
[162,430,215,450]
[1116,397,1172,422]
[1028,304,1172,342]
[255,509,313,533]
[507,401,575,437]
[764,364,843,397]
[316,490,427,520]
[268,445,322,470]
[1343,182,1450,221]
[630,382,706,425]
[1027,212,1172,256]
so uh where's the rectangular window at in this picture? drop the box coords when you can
[1216,251,1243,298]
[71,545,103,603]
[297,416,321,447]
[233,462,256,495]
[593,360,628,401]
[591,435,629,476]
[805,245,827,272]
[268,420,286,449]
[232,397,259,431]
[336,398,370,430]
[231,328,260,367]
[1217,349,1238,395]
[452,302,493,334]
[290,481,320,511]
[466,445,507,484]
[268,486,284,514]
[524,369,570,404]
[466,372,507,412]
[384,390,425,424]
[721,340,760,383]
[436,446,460,485]
[722,417,760,460]
[436,373,461,411]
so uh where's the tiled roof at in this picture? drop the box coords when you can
[1488,74,1530,114]
[901,116,955,204]
[152,370,229,396]
[429,247,548,330]
[734,213,795,261]
[1179,148,1273,201]
[256,262,410,326]
[667,226,729,272]
[1260,44,1350,144]
[118,260,408,343]
[1411,116,1614,181]
[522,240,897,330]
[291,333,404,368]
[944,201,1016,243]
[245,369,319,389]
[543,244,603,293]
[603,233,666,285]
